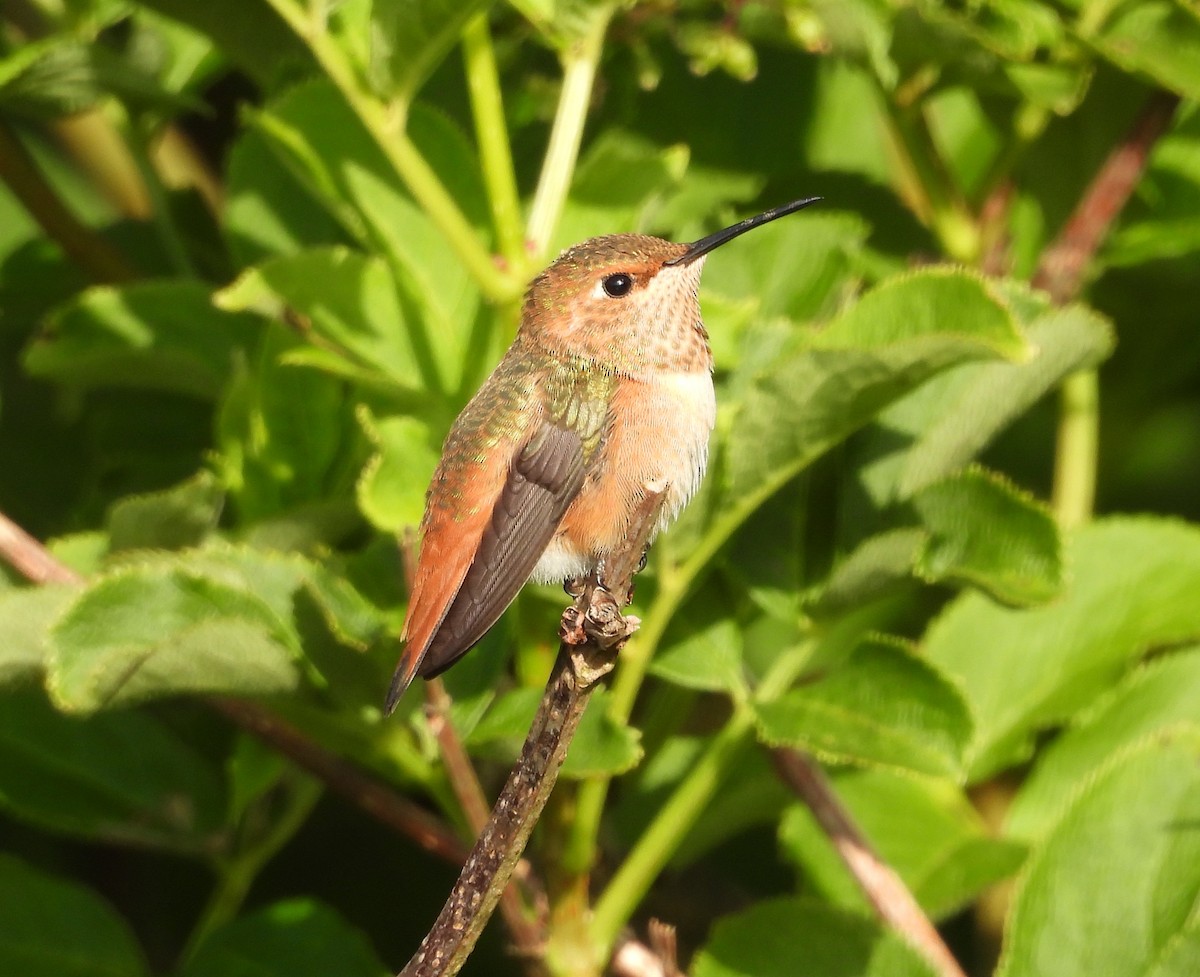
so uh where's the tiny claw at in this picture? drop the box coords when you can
[559,605,588,646]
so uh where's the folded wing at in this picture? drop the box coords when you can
[385,420,585,712]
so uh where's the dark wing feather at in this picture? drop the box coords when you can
[418,421,585,678]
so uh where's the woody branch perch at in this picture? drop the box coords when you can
[399,486,668,977]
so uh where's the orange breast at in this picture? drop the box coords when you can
[554,370,715,562]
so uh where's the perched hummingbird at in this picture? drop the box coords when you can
[385,197,820,712]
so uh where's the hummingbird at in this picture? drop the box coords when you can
[385,197,820,712]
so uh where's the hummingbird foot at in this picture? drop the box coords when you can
[558,574,640,656]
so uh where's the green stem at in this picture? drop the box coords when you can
[262,0,520,305]
[590,710,755,952]
[563,460,813,874]
[182,774,323,961]
[1051,369,1099,530]
[525,9,612,260]
[881,97,979,264]
[0,119,138,283]
[123,114,198,277]
[462,13,527,275]
[588,640,815,956]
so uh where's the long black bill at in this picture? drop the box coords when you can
[664,196,822,267]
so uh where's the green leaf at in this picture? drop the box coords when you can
[564,688,643,778]
[0,585,79,686]
[913,467,1063,605]
[998,732,1200,977]
[755,639,973,778]
[299,563,389,652]
[163,544,387,651]
[896,304,1114,497]
[915,0,1064,61]
[135,0,306,87]
[0,35,196,120]
[892,2,1084,111]
[106,471,224,552]
[779,768,1026,919]
[0,689,225,850]
[814,268,1026,352]
[700,210,871,325]
[0,853,148,977]
[249,84,487,390]
[224,733,290,827]
[48,563,299,712]
[180,899,388,977]
[795,0,898,90]
[1007,648,1200,840]
[24,281,260,399]
[727,268,1028,504]
[356,407,441,533]
[216,247,427,394]
[808,528,926,618]
[224,121,354,266]
[1089,0,1200,101]
[925,516,1200,779]
[362,0,494,102]
[649,604,745,694]
[693,897,938,977]
[0,38,102,117]
[216,325,358,520]
[726,488,807,620]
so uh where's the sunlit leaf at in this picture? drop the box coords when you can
[926,516,1200,779]
[1007,647,1200,839]
[998,732,1200,977]
[755,639,973,778]
[913,467,1062,605]
[693,897,938,977]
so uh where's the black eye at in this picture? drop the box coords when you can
[602,273,634,297]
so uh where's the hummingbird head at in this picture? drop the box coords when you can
[520,197,821,376]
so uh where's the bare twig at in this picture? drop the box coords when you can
[771,749,968,977]
[424,681,500,841]
[0,510,469,867]
[1032,90,1180,305]
[1033,90,1180,528]
[0,512,81,584]
[425,679,547,965]
[399,488,668,977]
[208,697,469,864]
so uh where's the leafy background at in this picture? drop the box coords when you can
[1,1,1198,975]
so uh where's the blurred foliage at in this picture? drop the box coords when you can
[0,0,1198,975]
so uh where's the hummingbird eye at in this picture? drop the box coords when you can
[601,272,634,298]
